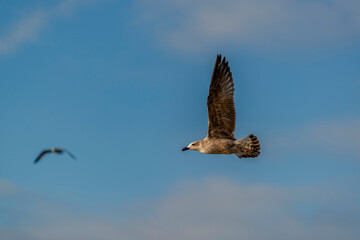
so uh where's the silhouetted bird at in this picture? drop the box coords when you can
[34,147,76,164]
[182,54,260,158]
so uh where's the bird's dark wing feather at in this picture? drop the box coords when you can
[54,148,63,153]
[34,150,51,164]
[207,55,236,139]
[63,149,76,160]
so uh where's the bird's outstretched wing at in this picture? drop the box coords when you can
[207,55,236,139]
[63,149,76,160]
[34,150,51,164]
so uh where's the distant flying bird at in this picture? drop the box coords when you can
[34,147,76,164]
[182,55,260,158]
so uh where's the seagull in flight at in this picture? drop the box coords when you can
[34,147,76,164]
[182,54,260,158]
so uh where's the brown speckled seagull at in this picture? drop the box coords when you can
[34,147,76,164]
[182,54,260,158]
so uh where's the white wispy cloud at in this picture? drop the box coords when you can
[0,0,97,56]
[0,10,47,55]
[136,0,360,53]
[1,177,359,240]
[0,179,17,196]
[268,118,360,158]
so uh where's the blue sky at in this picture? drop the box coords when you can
[1,0,360,239]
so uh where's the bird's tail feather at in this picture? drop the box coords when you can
[235,134,260,158]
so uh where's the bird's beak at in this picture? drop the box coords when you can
[182,147,189,151]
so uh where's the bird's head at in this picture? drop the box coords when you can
[182,140,202,152]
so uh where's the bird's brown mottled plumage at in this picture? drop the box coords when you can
[207,55,236,140]
[235,134,261,158]
[182,54,260,159]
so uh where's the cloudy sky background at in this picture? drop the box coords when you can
[1,0,359,239]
